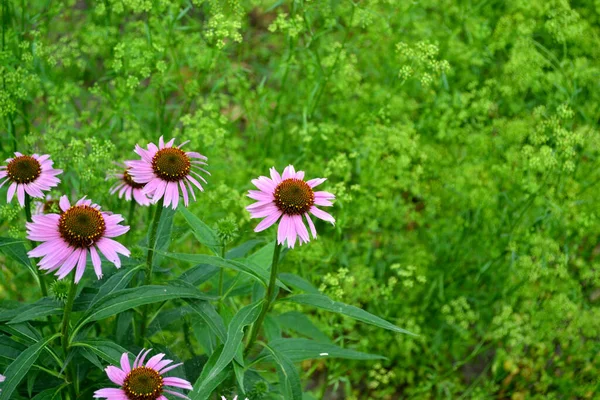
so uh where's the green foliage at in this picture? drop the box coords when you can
[1,0,600,398]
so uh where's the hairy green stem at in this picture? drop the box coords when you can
[245,242,282,356]
[25,194,48,297]
[61,275,77,399]
[138,200,164,344]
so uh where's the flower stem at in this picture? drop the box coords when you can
[245,242,282,356]
[61,274,78,399]
[138,200,164,345]
[218,242,225,313]
[127,200,136,232]
[25,194,48,297]
[145,200,163,285]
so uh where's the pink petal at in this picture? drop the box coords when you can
[247,190,274,202]
[163,390,191,399]
[105,365,126,386]
[145,353,165,369]
[277,214,290,245]
[305,213,317,238]
[293,215,310,244]
[163,377,193,390]
[56,249,83,280]
[282,165,296,180]
[314,191,335,200]
[165,138,175,148]
[249,205,279,219]
[159,136,165,149]
[158,362,183,375]
[309,206,335,225]
[93,388,129,399]
[270,167,282,184]
[136,348,153,368]
[7,182,17,203]
[179,180,189,207]
[59,195,71,212]
[295,170,305,180]
[314,198,333,207]
[90,246,103,279]
[120,352,131,373]
[254,210,282,232]
[186,175,204,192]
[286,215,297,248]
[306,178,326,188]
[74,248,88,283]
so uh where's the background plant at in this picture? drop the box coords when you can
[1,0,600,399]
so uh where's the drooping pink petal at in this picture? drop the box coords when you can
[163,377,193,390]
[309,206,335,224]
[277,214,291,245]
[254,210,282,232]
[74,249,88,283]
[293,215,310,244]
[7,182,17,203]
[90,246,103,279]
[93,388,128,399]
[305,213,317,238]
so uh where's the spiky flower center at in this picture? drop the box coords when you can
[58,205,106,248]
[152,148,190,182]
[123,366,164,400]
[6,155,41,184]
[123,169,145,189]
[274,178,315,215]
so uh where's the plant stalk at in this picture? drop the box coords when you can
[25,194,48,297]
[61,274,77,399]
[245,242,282,355]
[138,200,164,344]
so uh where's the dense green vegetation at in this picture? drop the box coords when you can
[1,0,600,398]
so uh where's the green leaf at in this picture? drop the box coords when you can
[70,340,129,366]
[0,237,37,279]
[6,298,62,324]
[0,333,59,400]
[160,251,289,290]
[247,241,276,268]
[185,300,227,343]
[179,207,220,255]
[90,265,143,306]
[262,338,385,362]
[179,264,219,286]
[226,239,263,259]
[277,311,330,343]
[189,345,230,400]
[0,335,26,362]
[278,273,319,294]
[73,283,215,339]
[190,300,264,400]
[261,342,302,400]
[282,294,415,335]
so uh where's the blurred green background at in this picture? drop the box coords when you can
[1,0,600,398]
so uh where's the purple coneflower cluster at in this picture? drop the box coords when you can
[2,137,336,398]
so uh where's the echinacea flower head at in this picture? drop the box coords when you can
[0,152,62,206]
[126,136,209,209]
[33,194,59,215]
[94,349,192,400]
[246,165,335,248]
[109,163,151,206]
[26,196,130,283]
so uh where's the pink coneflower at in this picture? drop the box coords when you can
[126,136,209,209]
[33,195,59,215]
[109,164,151,206]
[246,165,335,248]
[26,195,130,283]
[0,152,62,206]
[94,349,193,400]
